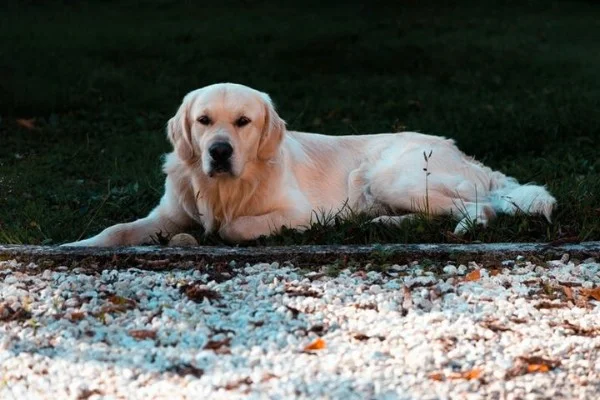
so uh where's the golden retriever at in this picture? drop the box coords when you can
[64,83,556,246]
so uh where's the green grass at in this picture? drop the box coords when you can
[1,0,599,246]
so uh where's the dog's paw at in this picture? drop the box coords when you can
[453,217,488,236]
[371,214,416,227]
[60,240,92,247]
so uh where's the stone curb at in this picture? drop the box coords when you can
[1,242,599,271]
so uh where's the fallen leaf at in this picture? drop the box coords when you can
[527,363,550,373]
[224,377,253,390]
[466,269,481,281]
[69,312,86,321]
[429,372,445,381]
[204,337,232,354]
[285,286,321,298]
[534,301,566,310]
[108,295,136,308]
[304,337,326,351]
[506,356,560,378]
[181,283,221,303]
[509,317,528,324]
[128,329,157,340]
[432,368,482,381]
[166,363,204,378]
[261,373,279,382]
[563,286,574,301]
[0,303,32,322]
[76,389,103,399]
[100,295,137,314]
[16,118,37,130]
[481,320,511,333]
[581,287,600,301]
[353,333,385,341]
[456,369,482,380]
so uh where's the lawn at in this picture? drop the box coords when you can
[1,0,599,246]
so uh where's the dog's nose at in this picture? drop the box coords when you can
[209,142,233,162]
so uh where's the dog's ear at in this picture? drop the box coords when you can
[167,95,195,162]
[257,92,286,161]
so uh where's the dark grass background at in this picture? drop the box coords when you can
[1,0,599,245]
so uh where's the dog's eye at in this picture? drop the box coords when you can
[197,115,211,125]
[235,116,251,127]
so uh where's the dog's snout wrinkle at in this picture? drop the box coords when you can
[209,142,233,162]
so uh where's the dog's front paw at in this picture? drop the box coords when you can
[60,238,96,247]
[218,219,254,242]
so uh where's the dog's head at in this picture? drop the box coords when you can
[167,83,286,178]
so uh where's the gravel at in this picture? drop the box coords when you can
[1,255,600,399]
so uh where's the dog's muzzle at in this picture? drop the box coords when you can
[208,141,234,176]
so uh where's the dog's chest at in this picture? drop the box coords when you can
[194,178,264,231]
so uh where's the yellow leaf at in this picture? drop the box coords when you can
[449,368,482,380]
[462,368,482,380]
[527,364,550,373]
[304,337,326,351]
[466,269,481,281]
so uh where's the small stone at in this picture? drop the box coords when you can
[168,233,199,247]
[443,265,458,275]
[370,285,382,294]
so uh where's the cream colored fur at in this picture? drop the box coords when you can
[64,83,556,246]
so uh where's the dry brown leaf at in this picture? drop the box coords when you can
[128,329,157,340]
[507,356,560,378]
[353,333,385,341]
[581,287,600,301]
[0,303,32,322]
[534,301,566,310]
[16,118,37,130]
[527,363,550,373]
[69,311,86,321]
[101,295,137,314]
[466,269,481,281]
[432,368,482,381]
[285,287,321,298]
[108,295,136,308]
[481,320,511,333]
[563,286,574,301]
[450,368,482,380]
[166,363,204,378]
[224,377,253,390]
[181,283,221,303]
[204,337,232,354]
[429,372,445,381]
[304,337,326,351]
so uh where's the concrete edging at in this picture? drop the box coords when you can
[1,242,599,271]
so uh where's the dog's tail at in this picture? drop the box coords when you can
[488,171,557,222]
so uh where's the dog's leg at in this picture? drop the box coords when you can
[63,178,195,247]
[368,174,498,234]
[219,211,308,242]
[371,214,418,226]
